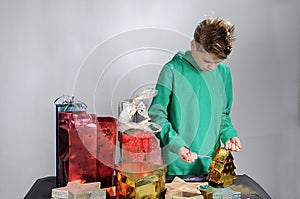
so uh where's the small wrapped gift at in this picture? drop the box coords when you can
[115,162,167,199]
[51,181,106,199]
[206,147,237,187]
[213,187,241,199]
[165,177,207,199]
[117,88,162,164]
[119,129,162,163]
[199,185,241,199]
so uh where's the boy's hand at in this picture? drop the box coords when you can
[178,146,198,163]
[225,137,242,152]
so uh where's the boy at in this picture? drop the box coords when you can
[149,17,242,175]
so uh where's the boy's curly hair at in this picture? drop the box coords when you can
[194,18,235,59]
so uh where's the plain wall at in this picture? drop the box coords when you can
[0,0,299,198]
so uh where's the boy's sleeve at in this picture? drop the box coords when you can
[220,68,239,144]
[148,65,187,154]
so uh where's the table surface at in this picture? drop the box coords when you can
[24,174,271,199]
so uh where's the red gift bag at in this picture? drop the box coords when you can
[96,117,117,187]
[58,112,98,185]
[69,112,98,183]
[57,112,117,187]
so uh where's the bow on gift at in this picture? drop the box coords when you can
[118,88,162,133]
[54,95,87,112]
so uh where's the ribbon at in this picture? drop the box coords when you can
[54,95,87,112]
[118,88,162,133]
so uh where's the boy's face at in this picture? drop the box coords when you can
[191,40,223,71]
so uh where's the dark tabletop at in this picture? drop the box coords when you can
[24,174,271,199]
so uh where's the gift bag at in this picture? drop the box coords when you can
[96,117,117,187]
[57,111,98,186]
[55,96,117,188]
[55,96,88,187]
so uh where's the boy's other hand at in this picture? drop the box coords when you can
[225,137,242,152]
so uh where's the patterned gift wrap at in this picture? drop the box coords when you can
[119,129,162,164]
[206,147,237,187]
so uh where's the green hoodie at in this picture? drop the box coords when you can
[149,50,238,175]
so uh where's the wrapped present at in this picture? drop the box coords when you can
[199,185,241,199]
[119,129,162,164]
[51,181,106,199]
[55,96,117,187]
[213,187,241,199]
[165,177,207,199]
[117,88,162,164]
[206,147,237,187]
[115,162,167,199]
[115,89,166,198]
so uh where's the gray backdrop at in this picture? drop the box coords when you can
[0,0,299,198]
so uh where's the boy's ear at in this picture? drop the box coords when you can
[191,40,196,50]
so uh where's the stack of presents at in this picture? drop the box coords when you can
[51,89,241,199]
